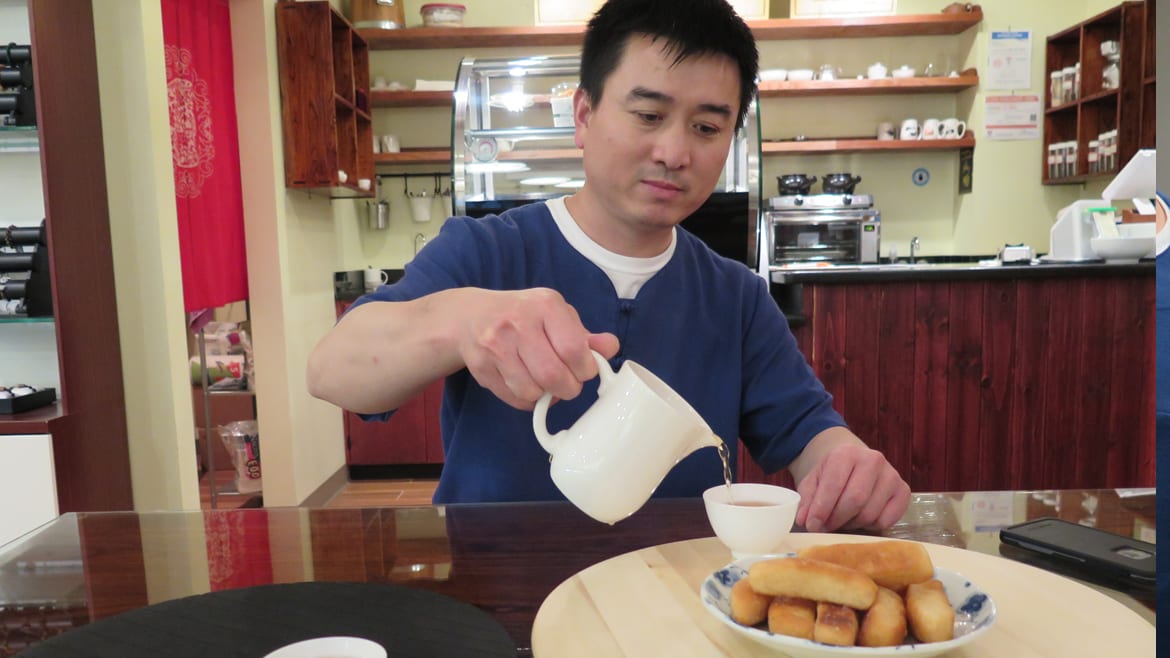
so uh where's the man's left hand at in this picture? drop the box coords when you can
[794,442,910,532]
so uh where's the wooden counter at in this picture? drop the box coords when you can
[751,262,1155,492]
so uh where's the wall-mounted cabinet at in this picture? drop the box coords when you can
[1043,0,1153,185]
[275,0,374,197]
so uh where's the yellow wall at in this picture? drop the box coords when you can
[93,0,201,511]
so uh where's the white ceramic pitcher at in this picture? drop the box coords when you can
[532,351,721,524]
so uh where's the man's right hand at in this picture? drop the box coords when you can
[454,288,619,410]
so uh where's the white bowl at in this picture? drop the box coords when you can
[760,68,789,81]
[264,637,386,658]
[1090,236,1153,262]
[700,556,997,658]
[788,69,815,81]
[891,66,916,78]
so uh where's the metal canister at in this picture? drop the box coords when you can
[351,0,406,29]
[369,199,390,230]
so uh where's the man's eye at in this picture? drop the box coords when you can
[635,112,661,123]
[696,124,720,136]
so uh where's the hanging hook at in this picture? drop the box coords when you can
[433,174,441,195]
[403,176,408,196]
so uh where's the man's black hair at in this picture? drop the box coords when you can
[580,0,759,132]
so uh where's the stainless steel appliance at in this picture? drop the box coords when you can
[450,54,762,269]
[762,194,881,267]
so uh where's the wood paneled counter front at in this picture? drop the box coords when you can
[752,262,1155,492]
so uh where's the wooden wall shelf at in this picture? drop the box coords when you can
[359,9,983,51]
[763,135,975,154]
[759,71,978,98]
[373,71,981,111]
[375,138,977,166]
[371,89,452,108]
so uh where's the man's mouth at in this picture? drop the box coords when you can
[643,179,684,193]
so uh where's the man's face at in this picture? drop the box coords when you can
[571,36,740,252]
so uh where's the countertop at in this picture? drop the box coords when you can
[769,259,1154,284]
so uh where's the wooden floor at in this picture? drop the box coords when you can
[199,470,438,510]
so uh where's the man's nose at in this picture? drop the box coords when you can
[650,122,691,170]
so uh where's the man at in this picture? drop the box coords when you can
[307,0,910,532]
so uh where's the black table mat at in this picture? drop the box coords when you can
[17,582,515,657]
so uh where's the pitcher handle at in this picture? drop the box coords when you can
[532,350,614,456]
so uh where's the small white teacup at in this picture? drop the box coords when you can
[264,636,386,658]
[703,483,800,559]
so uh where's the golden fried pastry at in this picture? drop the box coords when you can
[797,540,935,591]
[729,577,771,626]
[748,557,878,610]
[858,586,908,647]
[767,595,816,639]
[813,601,859,646]
[905,579,954,643]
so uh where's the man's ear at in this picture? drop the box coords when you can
[572,87,592,149]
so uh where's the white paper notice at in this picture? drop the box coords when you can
[984,95,1041,140]
[987,30,1032,90]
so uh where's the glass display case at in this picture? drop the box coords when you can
[451,53,762,268]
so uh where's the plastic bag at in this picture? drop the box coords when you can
[218,420,262,494]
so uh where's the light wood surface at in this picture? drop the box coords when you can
[532,534,1155,657]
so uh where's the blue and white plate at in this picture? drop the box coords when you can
[700,554,997,658]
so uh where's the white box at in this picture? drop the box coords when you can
[790,0,895,18]
[536,0,769,25]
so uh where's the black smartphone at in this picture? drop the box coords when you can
[999,517,1156,588]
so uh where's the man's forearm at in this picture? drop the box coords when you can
[306,290,467,414]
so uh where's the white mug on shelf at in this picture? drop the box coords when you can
[941,117,967,139]
[899,118,920,140]
[920,118,941,140]
[876,121,895,141]
[381,134,400,154]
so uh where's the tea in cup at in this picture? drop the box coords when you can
[703,483,801,559]
[941,117,967,139]
[533,351,722,525]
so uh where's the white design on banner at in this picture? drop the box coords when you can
[166,44,216,198]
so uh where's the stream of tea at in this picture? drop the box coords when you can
[717,441,734,501]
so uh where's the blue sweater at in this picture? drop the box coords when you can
[352,202,845,503]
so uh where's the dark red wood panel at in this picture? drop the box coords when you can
[946,281,984,490]
[874,282,915,479]
[910,283,950,491]
[812,286,848,415]
[1036,279,1082,488]
[978,280,1017,490]
[1075,277,1118,487]
[1008,280,1047,487]
[79,514,147,621]
[27,0,132,511]
[842,284,881,453]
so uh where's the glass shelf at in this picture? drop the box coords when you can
[0,126,39,153]
[0,316,54,324]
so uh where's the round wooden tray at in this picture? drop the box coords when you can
[532,534,1154,657]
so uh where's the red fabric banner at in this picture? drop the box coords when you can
[162,0,249,312]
